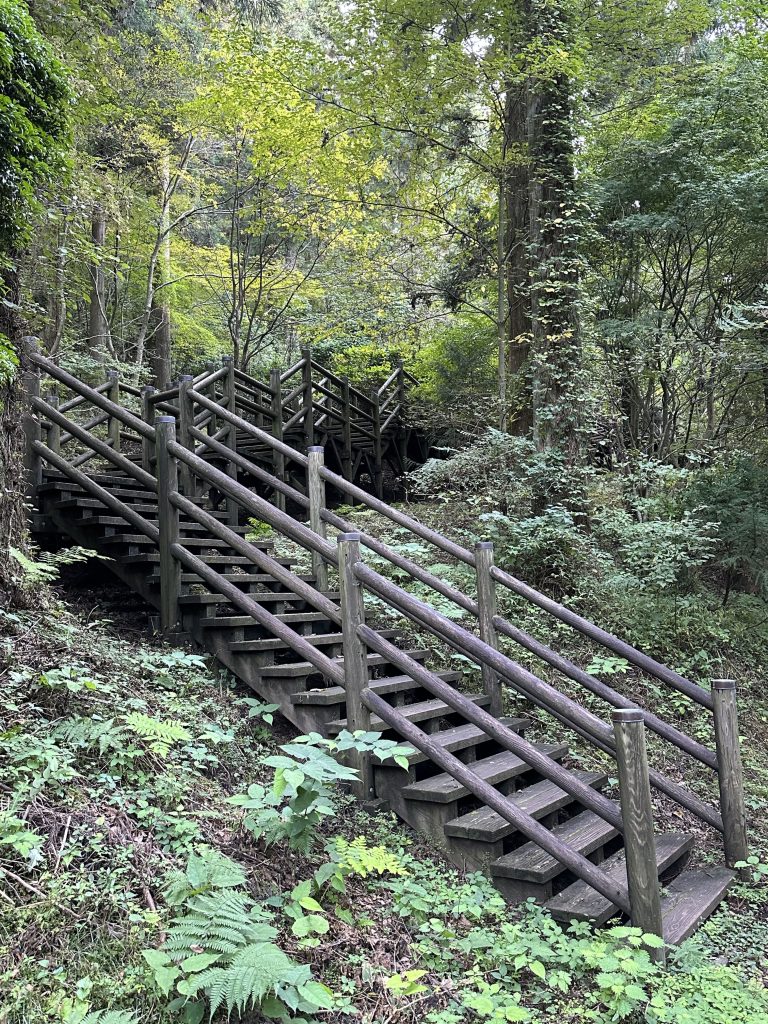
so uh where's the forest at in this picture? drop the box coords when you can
[2,0,768,1022]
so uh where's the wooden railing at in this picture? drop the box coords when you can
[23,350,749,947]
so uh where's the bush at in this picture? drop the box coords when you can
[681,459,768,602]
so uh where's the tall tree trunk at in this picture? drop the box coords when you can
[151,152,173,386]
[87,204,110,360]
[504,86,534,435]
[526,0,581,456]
[0,262,33,607]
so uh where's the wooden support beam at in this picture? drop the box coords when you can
[141,386,157,472]
[341,376,353,481]
[301,346,314,447]
[308,446,329,592]
[370,388,383,499]
[337,533,373,799]
[612,709,665,961]
[475,541,502,717]
[106,370,120,453]
[270,367,286,512]
[177,375,194,496]
[711,679,748,871]
[23,369,42,502]
[222,356,239,526]
[155,416,181,633]
[45,392,60,455]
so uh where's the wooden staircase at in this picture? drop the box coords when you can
[22,349,746,950]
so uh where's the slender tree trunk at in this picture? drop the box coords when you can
[44,218,68,357]
[151,152,173,386]
[87,204,110,360]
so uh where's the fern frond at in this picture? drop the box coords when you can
[188,942,296,1017]
[165,892,276,959]
[52,717,128,755]
[80,1011,139,1024]
[122,712,191,756]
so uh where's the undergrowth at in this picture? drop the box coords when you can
[1,591,767,1022]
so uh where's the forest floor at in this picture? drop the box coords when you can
[1,571,768,1023]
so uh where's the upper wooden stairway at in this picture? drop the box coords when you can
[22,349,747,952]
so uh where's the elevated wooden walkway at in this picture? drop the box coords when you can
[22,350,747,950]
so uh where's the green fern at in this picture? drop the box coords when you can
[122,712,192,756]
[165,891,276,958]
[52,717,128,756]
[164,848,247,906]
[185,942,301,1017]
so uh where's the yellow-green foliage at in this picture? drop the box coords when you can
[333,836,408,877]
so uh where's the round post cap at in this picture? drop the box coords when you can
[612,708,644,724]
[337,532,362,543]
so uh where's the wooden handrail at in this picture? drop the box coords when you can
[362,686,632,913]
[358,622,623,830]
[353,560,723,832]
[32,353,155,441]
[32,396,156,491]
[59,380,113,413]
[182,405,715,774]
[31,440,159,542]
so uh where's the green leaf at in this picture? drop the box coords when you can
[181,953,220,973]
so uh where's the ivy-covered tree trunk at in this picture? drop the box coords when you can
[503,85,534,436]
[526,0,581,456]
[0,263,31,608]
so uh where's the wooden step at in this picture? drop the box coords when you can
[326,694,490,736]
[290,670,462,706]
[262,650,431,679]
[403,742,568,804]
[85,516,250,535]
[660,866,734,945]
[179,592,339,608]
[100,534,258,550]
[230,631,346,653]
[444,771,609,843]
[198,611,331,629]
[545,832,694,926]
[491,809,620,884]
[399,718,531,767]
[180,572,316,585]
[49,498,232,522]
[135,553,295,568]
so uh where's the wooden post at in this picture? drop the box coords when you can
[301,346,314,448]
[308,446,329,592]
[177,374,194,496]
[270,367,286,512]
[141,386,157,473]
[395,359,407,473]
[370,387,383,499]
[475,541,503,717]
[612,709,666,961]
[222,356,239,526]
[45,392,60,455]
[106,369,120,453]
[22,369,42,502]
[337,533,373,799]
[155,416,181,633]
[712,679,749,871]
[341,375,353,481]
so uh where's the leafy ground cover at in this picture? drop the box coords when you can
[1,563,767,1023]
